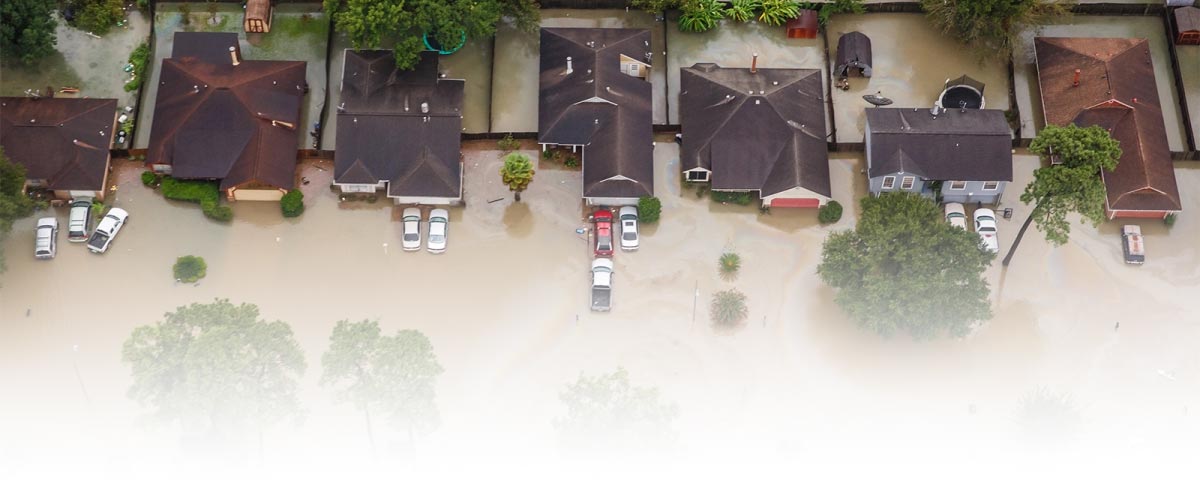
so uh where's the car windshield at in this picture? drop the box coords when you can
[947,212,965,219]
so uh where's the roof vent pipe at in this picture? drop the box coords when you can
[751,53,758,74]
[229,46,240,66]
[566,56,573,75]
[420,102,429,114]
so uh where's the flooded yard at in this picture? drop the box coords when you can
[134,3,329,149]
[1012,15,1188,150]
[490,9,668,133]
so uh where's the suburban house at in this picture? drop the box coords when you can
[1034,37,1182,219]
[865,107,1013,205]
[679,62,831,208]
[0,96,118,200]
[146,32,307,201]
[333,50,464,206]
[539,27,654,206]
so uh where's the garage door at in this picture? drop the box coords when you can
[232,188,285,201]
[770,198,821,208]
[1109,210,1167,219]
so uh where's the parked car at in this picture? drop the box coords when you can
[1122,225,1145,265]
[591,258,614,312]
[67,198,93,242]
[619,206,639,251]
[34,217,58,259]
[427,209,449,254]
[593,209,614,257]
[973,208,1000,254]
[944,203,967,230]
[87,208,128,254]
[401,207,422,251]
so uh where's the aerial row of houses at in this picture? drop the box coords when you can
[0,28,1187,220]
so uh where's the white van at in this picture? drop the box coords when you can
[35,217,58,259]
[67,199,93,242]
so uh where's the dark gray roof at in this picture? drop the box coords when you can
[865,108,1013,181]
[172,32,242,65]
[539,28,654,199]
[0,97,117,192]
[680,63,829,197]
[334,50,464,199]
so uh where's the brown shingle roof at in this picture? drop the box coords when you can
[0,97,117,192]
[865,108,1013,182]
[147,32,306,191]
[680,63,830,198]
[1177,7,1200,34]
[1034,37,1181,213]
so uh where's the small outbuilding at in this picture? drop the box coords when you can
[1175,7,1200,45]
[835,31,872,78]
[785,10,819,39]
[244,0,272,33]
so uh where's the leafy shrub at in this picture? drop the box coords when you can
[140,171,158,187]
[542,148,555,160]
[497,134,521,151]
[201,200,233,221]
[637,196,662,223]
[718,252,741,279]
[679,0,725,32]
[758,0,800,26]
[818,200,843,224]
[724,0,757,22]
[124,42,151,93]
[160,177,232,221]
[711,289,748,326]
[74,0,125,36]
[563,155,579,168]
[281,189,305,217]
[711,191,753,206]
[173,255,207,283]
[1165,213,1177,228]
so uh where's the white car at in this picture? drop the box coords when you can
[67,199,92,242]
[401,207,422,251]
[87,207,128,254]
[34,217,58,259]
[618,206,639,251]
[427,209,449,254]
[944,203,967,230]
[973,208,1000,254]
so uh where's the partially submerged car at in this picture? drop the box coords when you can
[427,209,449,254]
[593,209,614,257]
[402,207,422,251]
[35,217,58,259]
[1122,225,1145,265]
[619,206,639,251]
[944,203,967,230]
[87,208,128,254]
[973,208,999,254]
[67,199,93,242]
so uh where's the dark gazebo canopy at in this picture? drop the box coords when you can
[835,31,872,78]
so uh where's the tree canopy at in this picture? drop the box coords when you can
[323,0,540,70]
[121,300,307,436]
[501,152,535,201]
[0,148,35,272]
[555,367,678,452]
[321,320,444,444]
[0,0,58,65]
[817,192,994,339]
[922,0,1072,56]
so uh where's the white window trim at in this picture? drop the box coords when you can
[949,181,966,190]
[882,176,896,189]
[982,181,999,191]
[900,176,916,190]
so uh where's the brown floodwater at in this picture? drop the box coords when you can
[3,148,1200,482]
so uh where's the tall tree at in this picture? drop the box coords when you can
[0,0,58,65]
[121,300,307,447]
[1002,124,1121,266]
[818,192,994,339]
[0,148,35,272]
[555,367,679,453]
[500,152,535,202]
[323,0,539,70]
[922,0,1072,56]
[321,320,444,450]
[73,0,125,35]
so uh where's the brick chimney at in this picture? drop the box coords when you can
[751,53,758,74]
[229,46,240,66]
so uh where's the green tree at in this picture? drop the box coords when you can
[500,152,535,202]
[922,0,1072,56]
[637,195,661,223]
[74,0,125,35]
[678,0,725,33]
[121,300,307,445]
[718,252,740,280]
[1002,124,1121,266]
[0,0,58,65]
[710,289,748,326]
[723,0,757,23]
[321,320,444,450]
[758,0,800,26]
[173,255,207,283]
[817,192,994,339]
[555,367,679,453]
[281,189,305,217]
[0,148,35,272]
[630,0,679,14]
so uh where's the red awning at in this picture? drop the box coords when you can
[770,198,820,208]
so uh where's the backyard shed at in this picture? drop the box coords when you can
[835,32,872,78]
[244,0,272,33]
[1176,7,1200,45]
[785,11,819,39]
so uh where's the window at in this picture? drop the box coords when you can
[881,176,896,189]
[342,184,377,193]
[949,181,967,190]
[686,170,710,182]
[982,181,1000,191]
[900,176,916,190]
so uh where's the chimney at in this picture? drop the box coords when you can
[229,46,240,66]
[420,102,429,114]
[566,56,573,75]
[751,53,758,74]
[1072,69,1080,87]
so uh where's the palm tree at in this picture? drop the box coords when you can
[710,289,748,326]
[501,152,535,202]
[718,252,741,280]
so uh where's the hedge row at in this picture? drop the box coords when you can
[159,176,232,221]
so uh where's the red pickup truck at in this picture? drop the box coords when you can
[593,209,614,257]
